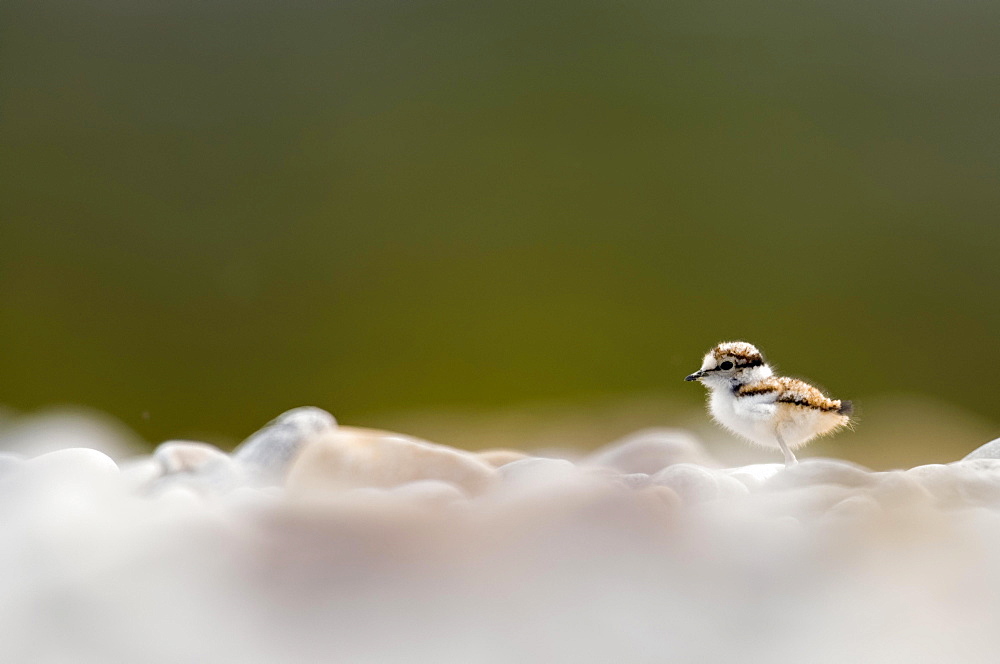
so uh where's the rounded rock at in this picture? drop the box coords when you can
[584,428,718,474]
[476,449,530,468]
[617,473,652,489]
[391,480,467,507]
[870,471,934,509]
[27,447,119,482]
[232,406,337,485]
[725,463,783,489]
[765,458,875,490]
[286,426,497,496]
[497,457,579,488]
[0,452,25,478]
[651,463,720,504]
[826,494,882,519]
[962,437,1000,461]
[153,441,231,476]
[147,441,243,495]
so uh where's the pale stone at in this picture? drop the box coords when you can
[148,441,241,495]
[953,458,1000,472]
[905,464,963,507]
[15,448,121,504]
[118,457,161,492]
[725,463,783,489]
[652,463,719,504]
[0,410,141,458]
[826,494,882,519]
[962,437,1000,461]
[232,407,337,485]
[391,480,467,507]
[153,441,230,476]
[641,484,682,511]
[154,484,207,509]
[0,452,24,477]
[900,463,1000,509]
[953,469,1000,506]
[286,426,497,496]
[869,471,934,509]
[26,447,119,481]
[584,428,718,474]
[476,448,530,467]
[715,473,751,500]
[756,483,857,517]
[765,458,875,490]
[222,487,283,510]
[617,473,652,489]
[497,457,578,487]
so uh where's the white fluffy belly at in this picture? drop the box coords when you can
[709,389,832,450]
[709,390,777,448]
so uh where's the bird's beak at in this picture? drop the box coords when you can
[685,370,706,382]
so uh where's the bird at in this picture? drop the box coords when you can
[684,341,852,466]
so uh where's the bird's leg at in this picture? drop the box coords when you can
[775,431,797,467]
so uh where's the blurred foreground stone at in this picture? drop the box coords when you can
[0,406,999,664]
[286,425,498,496]
[963,437,1000,460]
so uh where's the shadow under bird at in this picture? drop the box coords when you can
[685,341,852,465]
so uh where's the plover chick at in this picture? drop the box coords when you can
[685,341,852,466]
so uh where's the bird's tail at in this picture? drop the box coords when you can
[837,400,854,416]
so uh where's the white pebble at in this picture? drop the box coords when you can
[652,463,719,504]
[584,428,717,474]
[391,480,467,507]
[153,440,230,475]
[26,447,119,482]
[766,458,875,490]
[286,426,497,496]
[962,437,1000,461]
[725,463,783,489]
[498,457,579,487]
[232,406,337,485]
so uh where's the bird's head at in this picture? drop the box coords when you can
[685,341,770,387]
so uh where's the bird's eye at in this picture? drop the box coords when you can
[719,361,734,370]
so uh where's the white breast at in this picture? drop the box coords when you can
[708,389,781,449]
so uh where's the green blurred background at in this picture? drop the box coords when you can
[1,0,997,467]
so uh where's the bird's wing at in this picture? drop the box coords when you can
[735,378,782,402]
[733,379,781,420]
[773,378,842,412]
